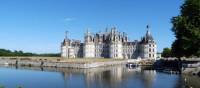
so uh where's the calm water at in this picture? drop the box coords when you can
[0,66,199,88]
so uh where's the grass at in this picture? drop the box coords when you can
[0,56,126,63]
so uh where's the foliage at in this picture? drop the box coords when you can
[0,48,60,57]
[0,85,4,88]
[162,48,172,57]
[37,53,60,57]
[17,86,23,88]
[171,0,200,58]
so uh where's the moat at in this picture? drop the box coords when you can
[0,65,199,88]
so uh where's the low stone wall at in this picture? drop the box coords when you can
[182,67,200,76]
[161,57,200,61]
[182,62,200,76]
[0,58,128,68]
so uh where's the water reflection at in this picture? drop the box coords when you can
[0,65,199,88]
[49,66,155,88]
[49,66,156,88]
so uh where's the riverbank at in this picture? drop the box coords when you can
[154,58,200,76]
[182,62,200,76]
[0,57,131,68]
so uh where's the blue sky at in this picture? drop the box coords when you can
[0,0,183,53]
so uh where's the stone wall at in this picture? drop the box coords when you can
[0,58,128,68]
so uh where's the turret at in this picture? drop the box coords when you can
[84,29,95,58]
[122,32,128,42]
[145,25,154,42]
[139,25,157,60]
[84,29,94,43]
[61,31,69,57]
[61,31,76,58]
[109,27,123,59]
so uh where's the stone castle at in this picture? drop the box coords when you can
[61,25,157,59]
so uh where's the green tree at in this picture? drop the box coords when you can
[162,48,172,57]
[171,0,200,58]
[0,85,5,88]
[0,48,59,57]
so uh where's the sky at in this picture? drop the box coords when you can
[0,0,184,53]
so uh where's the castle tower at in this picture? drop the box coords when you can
[109,27,123,59]
[61,31,76,58]
[61,31,69,57]
[139,25,157,60]
[84,29,95,58]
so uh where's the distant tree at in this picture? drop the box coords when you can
[171,0,200,58]
[38,53,60,57]
[162,48,172,58]
[0,85,5,88]
[0,49,12,56]
[0,48,59,57]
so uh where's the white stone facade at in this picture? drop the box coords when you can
[84,43,95,58]
[61,25,157,59]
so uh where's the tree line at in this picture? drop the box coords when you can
[162,0,200,58]
[0,49,60,57]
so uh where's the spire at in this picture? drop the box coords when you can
[146,25,151,36]
[105,27,108,32]
[86,28,90,35]
[85,28,92,43]
[146,25,149,29]
[62,31,68,46]
[145,25,154,41]
[65,31,68,40]
[113,26,116,32]
[111,26,117,35]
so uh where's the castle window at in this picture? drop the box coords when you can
[149,48,151,52]
[149,54,151,57]
[153,49,154,52]
[149,44,151,47]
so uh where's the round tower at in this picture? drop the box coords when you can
[141,25,157,60]
[84,29,95,58]
[61,31,69,57]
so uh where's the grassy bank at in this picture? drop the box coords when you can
[0,56,125,63]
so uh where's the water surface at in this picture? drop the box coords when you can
[0,66,199,88]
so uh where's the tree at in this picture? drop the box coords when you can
[171,0,200,58]
[0,48,59,57]
[0,49,13,56]
[162,48,172,58]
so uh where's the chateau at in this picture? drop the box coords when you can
[61,25,157,59]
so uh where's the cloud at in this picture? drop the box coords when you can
[64,17,75,22]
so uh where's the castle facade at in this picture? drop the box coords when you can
[61,25,157,59]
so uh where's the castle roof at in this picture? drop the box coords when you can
[140,25,155,44]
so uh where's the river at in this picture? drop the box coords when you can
[0,65,199,88]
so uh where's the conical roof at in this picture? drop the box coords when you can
[140,25,154,44]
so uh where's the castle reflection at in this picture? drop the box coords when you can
[60,66,157,88]
[1,65,198,88]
